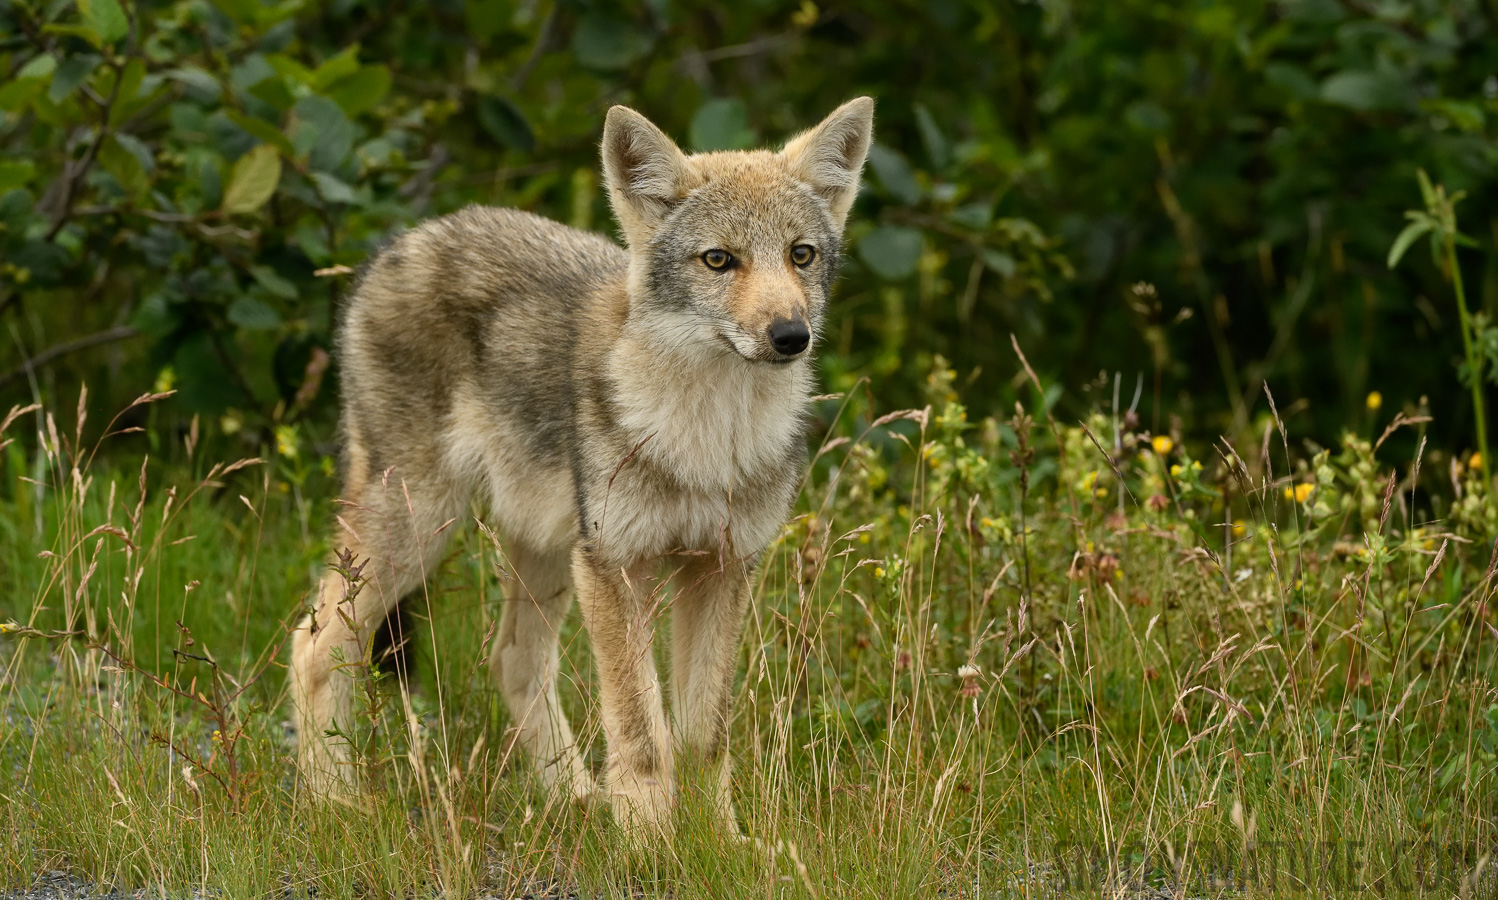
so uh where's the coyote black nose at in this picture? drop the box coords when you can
[767,319,810,357]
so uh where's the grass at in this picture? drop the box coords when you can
[2,367,1496,898]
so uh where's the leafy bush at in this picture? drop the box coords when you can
[1,0,1495,453]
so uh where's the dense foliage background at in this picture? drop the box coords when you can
[2,0,1496,454]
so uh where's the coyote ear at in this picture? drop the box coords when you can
[782,96,875,224]
[601,106,690,239]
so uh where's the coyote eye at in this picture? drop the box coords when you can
[702,249,734,270]
[791,244,816,267]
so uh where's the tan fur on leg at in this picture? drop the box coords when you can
[290,472,459,795]
[489,542,592,801]
[670,551,753,827]
[572,545,674,832]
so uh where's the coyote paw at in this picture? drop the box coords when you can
[607,773,674,836]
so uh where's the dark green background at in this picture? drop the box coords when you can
[2,0,1495,454]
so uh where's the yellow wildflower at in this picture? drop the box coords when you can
[1169,464,1182,477]
[1151,435,1174,455]
[1231,520,1245,537]
[0,622,17,633]
[275,424,300,459]
[1283,483,1314,503]
[1471,452,1484,471]
[153,366,176,394]
[874,566,885,578]
[791,1,820,28]
[1365,391,1382,411]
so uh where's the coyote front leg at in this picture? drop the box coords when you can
[572,545,673,831]
[671,552,752,827]
[489,542,592,801]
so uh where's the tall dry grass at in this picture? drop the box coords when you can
[1,370,1495,897]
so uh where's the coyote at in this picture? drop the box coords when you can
[290,97,875,831]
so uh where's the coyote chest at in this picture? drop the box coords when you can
[607,335,809,490]
[577,338,808,561]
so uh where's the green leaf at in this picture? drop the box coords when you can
[1421,98,1486,133]
[325,65,390,117]
[477,95,536,152]
[948,203,992,231]
[266,54,314,86]
[225,110,296,158]
[17,56,57,80]
[49,54,101,103]
[689,99,755,152]
[164,67,223,102]
[572,14,651,71]
[209,0,261,25]
[1124,100,1171,133]
[185,146,224,209]
[250,265,298,299]
[465,0,507,39]
[97,135,149,196]
[1264,62,1318,100]
[1386,219,1432,269]
[247,73,298,112]
[257,0,304,28]
[310,171,357,205]
[980,248,1016,278]
[867,145,921,205]
[77,0,128,45]
[107,59,147,126]
[3,55,58,109]
[113,132,155,174]
[913,102,948,171]
[41,24,100,45]
[0,76,47,113]
[1416,168,1436,211]
[309,46,361,92]
[290,96,355,172]
[859,226,924,280]
[1320,70,1408,112]
[222,144,282,215]
[228,295,283,329]
[0,160,37,193]
[130,291,179,337]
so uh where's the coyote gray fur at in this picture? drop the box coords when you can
[289,97,875,831]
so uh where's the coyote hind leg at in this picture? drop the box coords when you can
[489,543,592,801]
[290,470,459,796]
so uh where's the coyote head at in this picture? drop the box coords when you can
[601,98,874,365]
